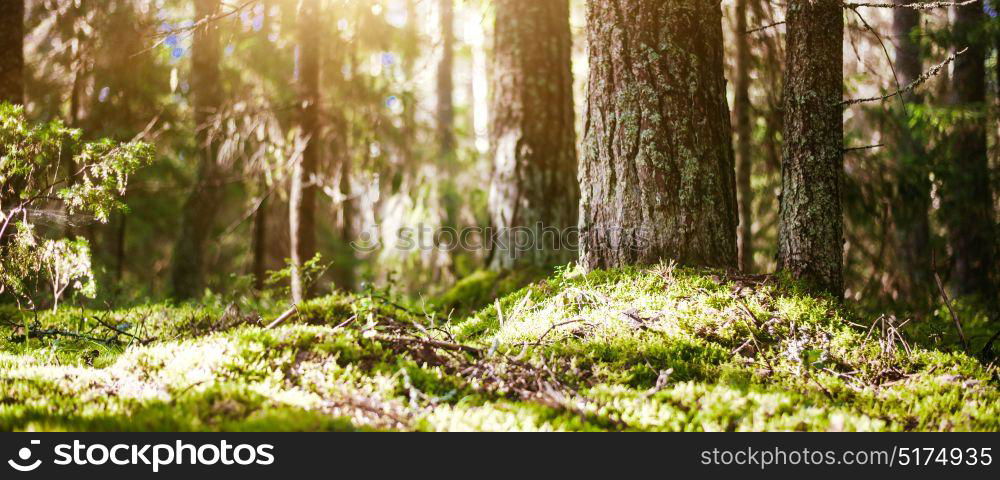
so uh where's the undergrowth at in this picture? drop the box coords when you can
[1,264,996,431]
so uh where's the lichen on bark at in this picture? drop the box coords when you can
[579,0,737,270]
[777,0,844,297]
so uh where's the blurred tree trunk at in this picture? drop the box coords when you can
[252,183,268,291]
[0,0,22,105]
[289,0,322,303]
[329,34,355,292]
[172,0,224,299]
[436,0,455,156]
[66,0,89,240]
[940,3,997,300]
[488,0,578,270]
[580,0,737,270]
[889,1,932,303]
[0,0,24,248]
[778,0,843,297]
[734,0,753,273]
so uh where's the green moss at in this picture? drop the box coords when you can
[430,267,546,318]
[2,265,996,431]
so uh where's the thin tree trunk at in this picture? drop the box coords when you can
[0,0,22,105]
[941,3,996,299]
[734,0,754,273]
[436,0,455,156]
[329,33,355,292]
[171,0,224,299]
[115,193,127,283]
[488,0,578,270]
[580,0,737,270]
[252,183,268,291]
[778,0,844,297]
[334,136,356,291]
[289,0,322,304]
[890,0,932,303]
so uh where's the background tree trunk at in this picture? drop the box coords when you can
[777,0,844,297]
[488,0,578,270]
[0,0,25,248]
[436,0,455,156]
[329,33,355,292]
[0,0,23,105]
[734,0,754,273]
[940,3,996,300]
[889,0,932,303]
[580,0,737,270]
[252,182,268,291]
[171,0,224,299]
[289,0,322,303]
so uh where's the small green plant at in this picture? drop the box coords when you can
[0,103,152,309]
[264,253,331,300]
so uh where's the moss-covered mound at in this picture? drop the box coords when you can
[1,265,997,431]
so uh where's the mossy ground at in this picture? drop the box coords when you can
[1,264,997,431]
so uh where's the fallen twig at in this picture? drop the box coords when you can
[931,254,969,352]
[265,305,299,330]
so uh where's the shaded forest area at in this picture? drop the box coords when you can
[0,0,998,431]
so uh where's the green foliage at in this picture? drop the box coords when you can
[1,103,152,307]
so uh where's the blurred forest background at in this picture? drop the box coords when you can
[1,0,997,318]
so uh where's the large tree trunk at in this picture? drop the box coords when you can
[0,0,22,105]
[734,0,753,273]
[488,0,578,270]
[289,0,322,303]
[941,3,996,299]
[580,0,737,270]
[171,0,224,299]
[777,0,844,297]
[436,0,455,156]
[889,0,932,302]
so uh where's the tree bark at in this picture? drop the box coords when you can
[172,0,224,299]
[734,0,754,273]
[940,3,996,299]
[0,0,22,105]
[436,0,455,156]
[289,0,322,303]
[778,0,844,297]
[329,33,355,292]
[580,0,737,270]
[0,1,24,248]
[889,0,932,302]
[488,0,578,270]
[252,183,268,291]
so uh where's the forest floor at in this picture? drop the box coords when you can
[1,265,997,431]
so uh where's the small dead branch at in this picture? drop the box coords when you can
[92,314,156,346]
[530,318,590,347]
[843,1,978,10]
[2,319,118,346]
[932,254,969,352]
[373,334,483,356]
[746,20,785,34]
[265,305,298,330]
[843,143,885,154]
[841,48,968,106]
